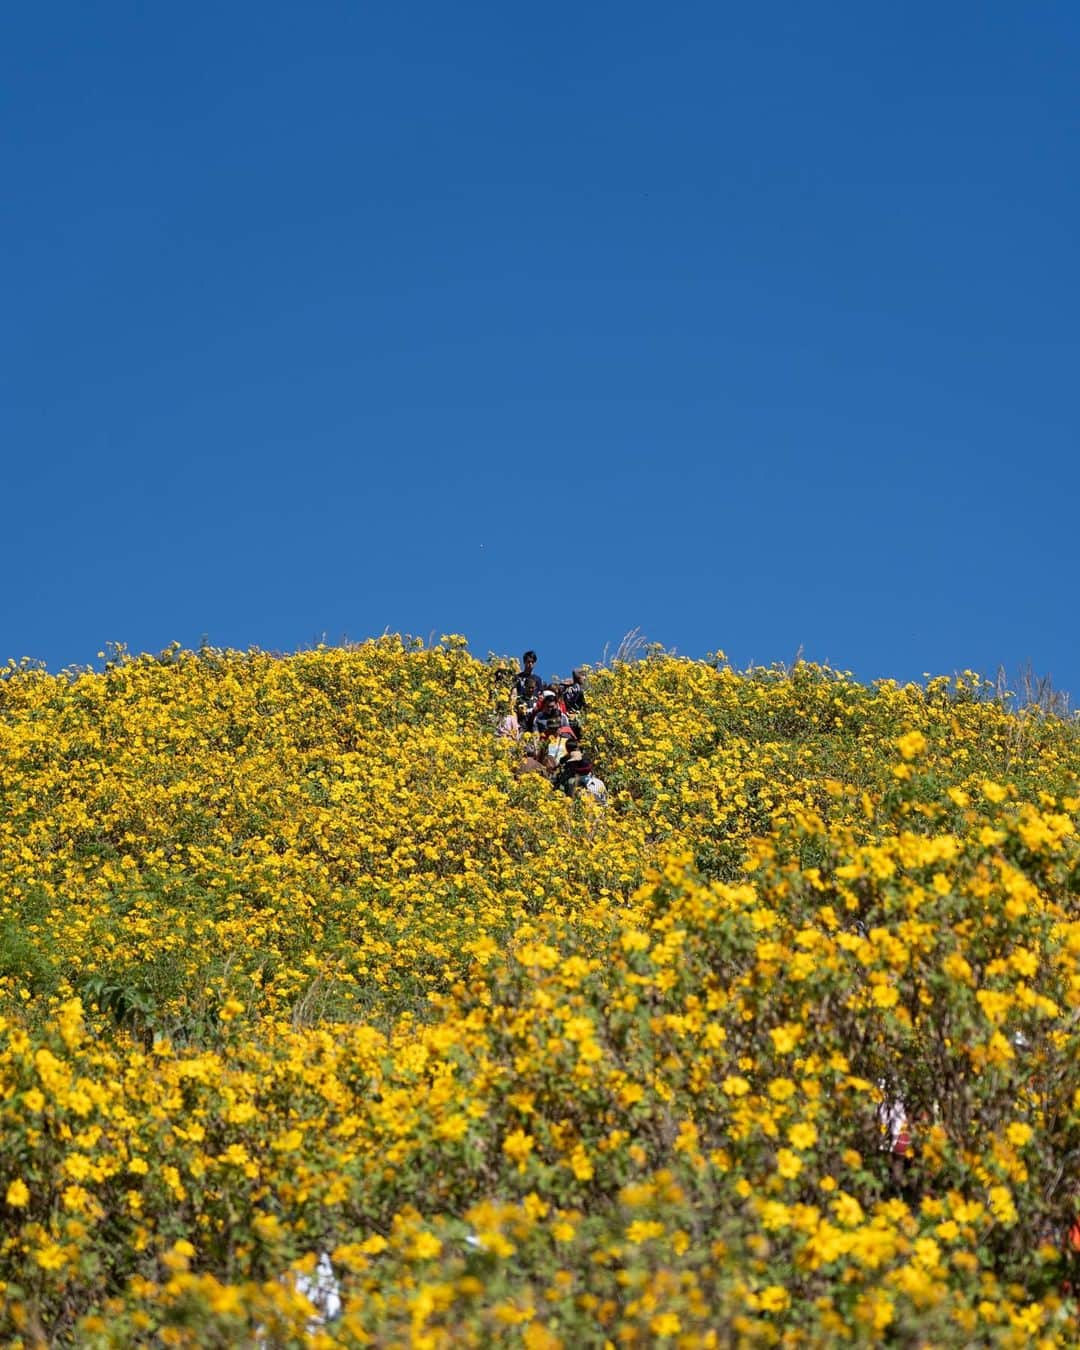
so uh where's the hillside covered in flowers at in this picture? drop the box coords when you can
[1,637,1079,1346]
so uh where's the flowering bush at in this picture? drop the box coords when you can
[0,639,1077,1344]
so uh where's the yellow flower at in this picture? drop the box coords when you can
[271,1128,304,1153]
[503,1129,535,1170]
[760,1200,791,1231]
[788,1121,818,1150]
[517,943,560,969]
[6,1178,29,1207]
[1006,1122,1033,1149]
[942,951,973,985]
[831,1192,863,1227]
[770,1023,802,1055]
[522,1324,562,1350]
[34,1241,67,1271]
[434,1114,469,1142]
[62,1154,93,1182]
[856,1290,894,1332]
[988,1185,1017,1226]
[252,1213,283,1241]
[897,730,927,760]
[649,1312,681,1337]
[411,1231,442,1260]
[776,1148,803,1180]
[568,1143,593,1181]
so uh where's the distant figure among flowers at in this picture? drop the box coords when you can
[496,653,604,802]
[561,669,587,715]
[496,707,521,740]
[513,651,541,702]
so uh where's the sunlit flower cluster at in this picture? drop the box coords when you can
[0,640,1077,1344]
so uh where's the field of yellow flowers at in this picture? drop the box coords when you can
[1,637,1079,1346]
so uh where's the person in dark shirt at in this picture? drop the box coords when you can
[518,676,542,731]
[553,741,593,794]
[533,689,569,737]
[513,650,541,701]
[561,668,587,714]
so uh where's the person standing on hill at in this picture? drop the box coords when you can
[554,741,591,793]
[533,689,569,736]
[562,669,587,715]
[495,706,521,740]
[513,651,540,701]
[518,676,542,731]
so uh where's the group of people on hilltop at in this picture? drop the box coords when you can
[494,650,607,803]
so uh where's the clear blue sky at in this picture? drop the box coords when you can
[3,3,1078,697]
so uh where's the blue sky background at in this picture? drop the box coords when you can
[3,3,1078,698]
